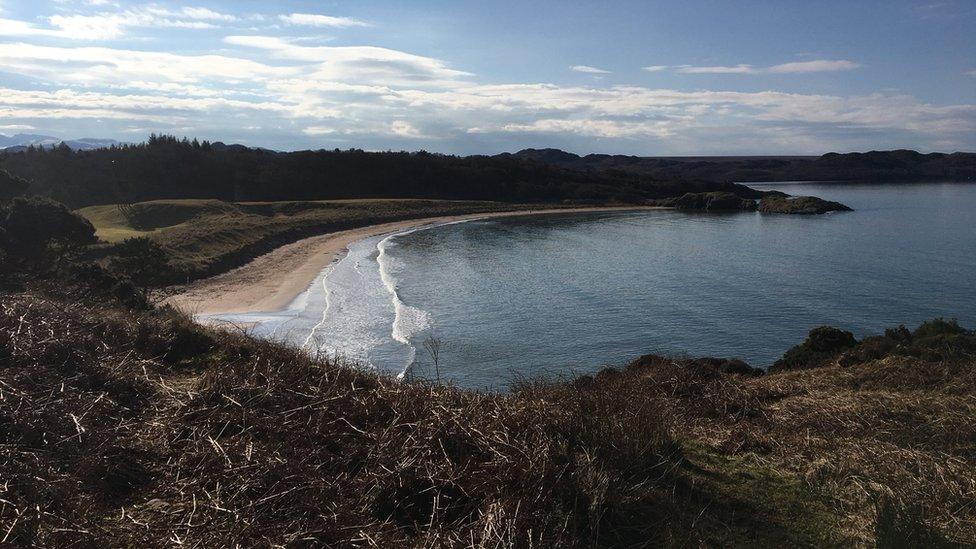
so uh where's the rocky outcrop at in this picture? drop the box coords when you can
[758,195,852,214]
[664,192,757,212]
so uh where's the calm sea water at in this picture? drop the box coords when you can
[209,182,976,389]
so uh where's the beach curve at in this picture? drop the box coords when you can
[162,206,663,317]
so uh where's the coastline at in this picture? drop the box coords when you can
[163,206,663,316]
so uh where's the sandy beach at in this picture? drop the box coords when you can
[163,206,661,316]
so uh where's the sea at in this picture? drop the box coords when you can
[205,182,976,390]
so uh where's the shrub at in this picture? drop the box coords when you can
[0,196,96,270]
[812,319,976,369]
[884,325,913,344]
[770,326,857,372]
[106,237,176,288]
[627,354,763,377]
[913,318,967,339]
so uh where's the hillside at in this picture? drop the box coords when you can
[76,198,543,284]
[0,135,761,210]
[509,149,976,183]
[1,185,973,546]
[0,284,972,546]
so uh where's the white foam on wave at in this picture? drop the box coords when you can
[300,261,338,354]
[377,219,481,378]
[297,239,389,367]
[293,217,484,377]
[377,228,432,346]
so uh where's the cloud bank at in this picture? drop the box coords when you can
[0,4,971,154]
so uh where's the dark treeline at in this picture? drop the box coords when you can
[0,135,761,209]
[509,148,976,183]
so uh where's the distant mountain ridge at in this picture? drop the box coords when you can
[506,148,976,183]
[0,133,121,152]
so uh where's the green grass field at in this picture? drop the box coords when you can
[76,199,240,242]
[76,198,534,282]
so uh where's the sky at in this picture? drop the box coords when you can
[0,0,974,155]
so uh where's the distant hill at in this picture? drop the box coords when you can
[0,133,121,152]
[506,149,976,183]
[0,135,763,209]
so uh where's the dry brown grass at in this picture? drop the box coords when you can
[606,354,976,546]
[0,293,691,547]
[1,290,972,546]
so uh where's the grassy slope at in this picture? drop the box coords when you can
[76,198,543,281]
[1,290,972,546]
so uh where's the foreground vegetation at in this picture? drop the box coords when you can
[2,195,974,546]
[1,281,972,546]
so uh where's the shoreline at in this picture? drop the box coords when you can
[163,206,664,317]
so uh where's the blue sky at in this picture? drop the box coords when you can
[0,0,973,154]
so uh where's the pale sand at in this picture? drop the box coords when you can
[164,206,662,316]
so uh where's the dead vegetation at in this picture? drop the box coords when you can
[0,290,973,547]
[598,350,976,546]
[0,292,689,547]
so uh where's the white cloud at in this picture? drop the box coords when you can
[0,124,36,131]
[0,17,67,38]
[641,65,669,72]
[483,118,675,138]
[280,13,368,28]
[678,64,756,74]
[570,65,610,74]
[0,87,288,115]
[47,6,239,40]
[767,59,860,73]
[389,120,424,138]
[0,7,238,41]
[967,69,976,77]
[0,42,292,87]
[224,35,472,86]
[675,59,860,75]
[0,31,969,153]
[302,126,337,135]
[178,7,237,22]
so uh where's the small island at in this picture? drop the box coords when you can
[652,191,852,214]
[758,195,854,214]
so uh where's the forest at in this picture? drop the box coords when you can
[0,135,762,209]
[509,148,976,183]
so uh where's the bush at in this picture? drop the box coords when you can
[913,318,967,340]
[65,262,149,310]
[106,237,176,288]
[884,325,913,344]
[801,319,976,369]
[770,326,858,372]
[0,196,95,270]
[627,354,763,377]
